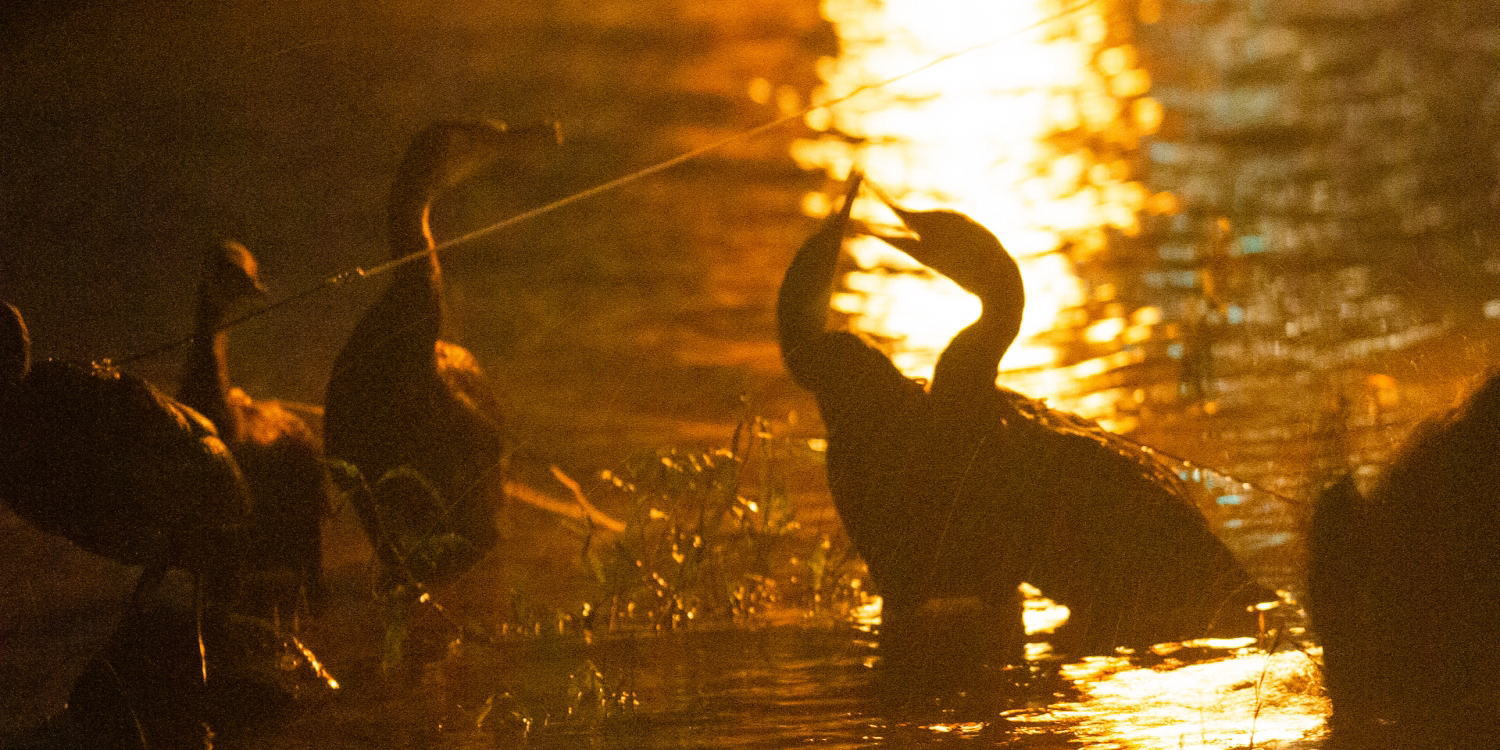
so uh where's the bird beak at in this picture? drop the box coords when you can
[863,179,919,226]
[853,178,925,255]
[808,170,863,235]
[820,170,863,228]
[862,230,921,256]
[840,170,864,210]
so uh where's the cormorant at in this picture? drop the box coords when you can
[777,174,948,643]
[777,176,1269,656]
[864,186,1270,654]
[179,240,331,610]
[323,119,556,585]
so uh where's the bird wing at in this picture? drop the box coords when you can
[434,340,506,432]
[1000,387,1194,500]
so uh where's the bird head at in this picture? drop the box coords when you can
[201,239,267,305]
[1,301,31,386]
[813,171,864,240]
[859,183,1024,310]
[395,119,562,200]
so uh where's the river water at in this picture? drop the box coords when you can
[4,0,1500,746]
[236,623,1326,749]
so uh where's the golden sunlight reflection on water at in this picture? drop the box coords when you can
[792,0,1166,407]
[1047,649,1327,749]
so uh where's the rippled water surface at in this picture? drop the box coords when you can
[239,622,1327,749]
[4,0,1500,747]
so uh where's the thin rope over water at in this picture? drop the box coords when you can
[113,277,343,367]
[106,0,1306,507]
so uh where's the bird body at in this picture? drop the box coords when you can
[777,176,1267,654]
[916,383,1266,652]
[1308,371,1500,743]
[178,241,330,606]
[776,175,933,598]
[0,301,250,599]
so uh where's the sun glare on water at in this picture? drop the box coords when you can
[791,0,1163,400]
[1046,650,1328,748]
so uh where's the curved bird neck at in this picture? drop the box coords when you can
[387,189,442,283]
[930,272,1024,403]
[777,223,841,354]
[1,305,29,391]
[180,288,238,438]
[342,177,444,370]
[777,178,861,359]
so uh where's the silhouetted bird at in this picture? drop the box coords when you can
[777,175,963,646]
[1308,371,1500,746]
[865,185,1271,653]
[778,176,1269,656]
[323,119,556,585]
[178,240,331,609]
[0,301,251,603]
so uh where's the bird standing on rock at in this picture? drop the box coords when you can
[179,240,331,612]
[323,119,558,585]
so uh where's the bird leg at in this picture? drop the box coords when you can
[194,572,208,686]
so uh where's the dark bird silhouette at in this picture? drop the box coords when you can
[323,119,556,585]
[1308,372,1500,746]
[864,186,1271,653]
[777,176,1269,657]
[0,301,251,603]
[178,240,331,610]
[777,175,957,645]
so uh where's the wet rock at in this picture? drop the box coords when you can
[26,599,338,748]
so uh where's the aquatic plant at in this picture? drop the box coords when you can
[327,460,480,588]
[321,410,870,678]
[326,459,484,673]
[584,413,865,630]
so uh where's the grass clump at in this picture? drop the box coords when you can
[581,414,865,631]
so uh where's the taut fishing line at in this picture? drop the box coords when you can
[113,0,1096,366]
